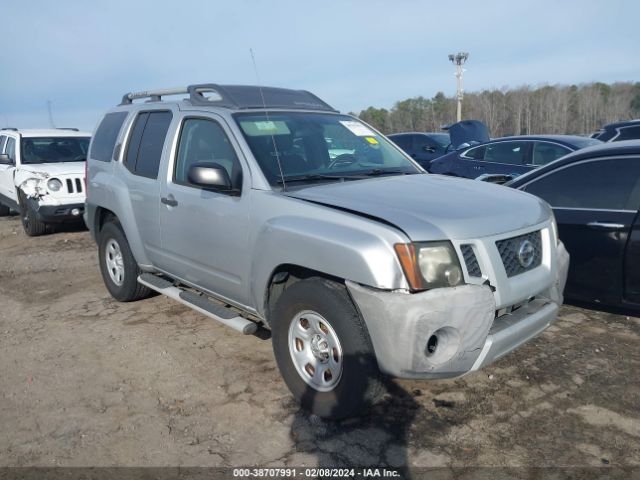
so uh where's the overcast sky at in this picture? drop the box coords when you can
[1,0,639,132]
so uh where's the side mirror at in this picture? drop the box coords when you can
[475,173,515,184]
[423,146,436,153]
[187,163,233,191]
[0,154,12,165]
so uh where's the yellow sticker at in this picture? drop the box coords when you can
[365,137,378,144]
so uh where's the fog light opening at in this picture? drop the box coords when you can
[426,335,438,356]
[71,208,81,216]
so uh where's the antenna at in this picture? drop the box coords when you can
[47,100,56,128]
[250,48,286,190]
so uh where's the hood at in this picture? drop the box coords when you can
[19,162,85,177]
[284,174,550,241]
[447,120,490,149]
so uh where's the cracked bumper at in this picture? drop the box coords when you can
[346,241,570,379]
[27,198,85,223]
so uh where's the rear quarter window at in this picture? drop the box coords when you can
[124,111,173,179]
[90,112,128,162]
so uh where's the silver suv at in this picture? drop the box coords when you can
[86,84,569,418]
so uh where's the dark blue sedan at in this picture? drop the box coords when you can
[387,132,450,168]
[429,135,601,179]
[506,140,640,312]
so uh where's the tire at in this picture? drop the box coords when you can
[18,193,47,236]
[0,203,10,217]
[98,219,151,302]
[271,277,383,419]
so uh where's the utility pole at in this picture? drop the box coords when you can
[47,100,56,128]
[448,52,469,122]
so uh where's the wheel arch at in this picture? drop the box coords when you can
[263,264,344,326]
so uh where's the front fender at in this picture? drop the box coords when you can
[250,215,409,317]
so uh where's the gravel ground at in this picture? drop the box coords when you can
[0,215,639,472]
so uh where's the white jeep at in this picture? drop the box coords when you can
[0,128,91,235]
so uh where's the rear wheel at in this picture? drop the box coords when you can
[0,203,10,217]
[18,193,47,236]
[271,277,383,419]
[98,220,151,302]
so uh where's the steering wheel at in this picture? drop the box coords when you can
[328,154,358,169]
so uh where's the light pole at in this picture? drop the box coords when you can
[448,52,469,122]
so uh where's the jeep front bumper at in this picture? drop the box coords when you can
[347,241,569,379]
[25,197,85,223]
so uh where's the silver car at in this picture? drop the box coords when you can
[85,84,569,418]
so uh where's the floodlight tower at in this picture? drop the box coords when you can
[448,52,469,122]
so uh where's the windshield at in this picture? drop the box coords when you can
[20,137,90,164]
[234,112,421,186]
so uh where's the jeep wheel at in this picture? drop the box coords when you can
[0,202,10,217]
[271,277,383,419]
[18,193,47,236]
[98,220,151,302]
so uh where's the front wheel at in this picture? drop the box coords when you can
[0,202,10,217]
[271,277,383,419]
[98,220,151,302]
[18,193,47,236]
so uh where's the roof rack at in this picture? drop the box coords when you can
[1,127,17,131]
[56,127,79,131]
[119,83,337,112]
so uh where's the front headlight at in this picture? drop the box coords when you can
[550,213,559,246]
[395,241,464,291]
[47,178,63,192]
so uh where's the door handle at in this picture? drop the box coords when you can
[160,195,178,207]
[587,221,625,231]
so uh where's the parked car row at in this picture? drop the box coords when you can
[429,134,601,178]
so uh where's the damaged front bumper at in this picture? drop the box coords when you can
[347,241,570,379]
[23,196,85,223]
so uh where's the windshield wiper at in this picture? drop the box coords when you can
[276,174,355,184]
[364,169,410,176]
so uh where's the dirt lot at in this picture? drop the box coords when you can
[0,215,639,471]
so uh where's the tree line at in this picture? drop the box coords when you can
[357,82,640,137]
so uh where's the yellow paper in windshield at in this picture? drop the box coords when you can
[365,137,378,144]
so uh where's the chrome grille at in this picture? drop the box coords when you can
[461,244,482,277]
[496,231,542,277]
[65,177,84,194]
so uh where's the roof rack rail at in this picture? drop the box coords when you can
[119,83,337,112]
[56,127,79,131]
[120,87,190,105]
[1,127,17,131]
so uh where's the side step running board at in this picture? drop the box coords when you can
[138,273,258,335]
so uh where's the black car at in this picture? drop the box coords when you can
[387,132,450,168]
[506,140,640,311]
[430,135,602,179]
[592,119,640,142]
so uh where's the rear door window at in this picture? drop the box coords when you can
[525,157,640,210]
[124,111,173,179]
[90,112,128,162]
[483,141,528,165]
[531,142,571,165]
